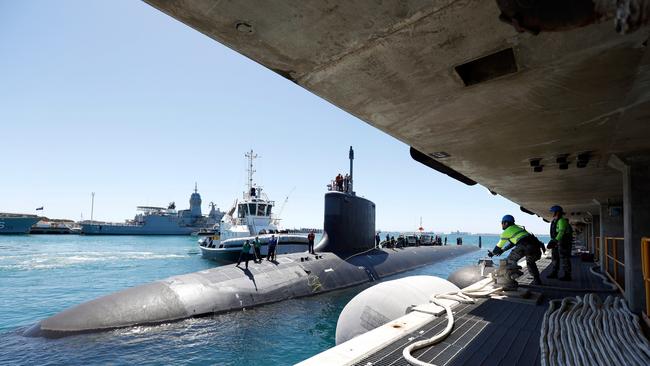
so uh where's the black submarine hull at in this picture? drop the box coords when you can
[27,246,477,337]
[27,192,478,337]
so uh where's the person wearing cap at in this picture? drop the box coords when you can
[547,205,573,281]
[488,214,544,285]
[236,240,252,269]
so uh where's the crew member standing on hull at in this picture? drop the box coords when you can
[335,174,343,192]
[307,230,316,254]
[547,205,573,281]
[267,234,278,261]
[253,236,262,263]
[236,240,252,269]
[375,233,381,248]
[488,215,544,285]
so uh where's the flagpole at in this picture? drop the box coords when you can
[91,192,95,223]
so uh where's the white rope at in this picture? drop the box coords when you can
[540,293,650,366]
[402,276,502,366]
[589,265,618,291]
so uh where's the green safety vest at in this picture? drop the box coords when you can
[253,239,261,248]
[496,224,530,248]
[552,217,571,242]
[242,242,251,252]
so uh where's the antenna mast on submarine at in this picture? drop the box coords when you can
[349,146,354,196]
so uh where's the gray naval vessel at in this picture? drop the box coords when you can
[27,148,477,337]
[81,185,224,235]
[0,213,41,234]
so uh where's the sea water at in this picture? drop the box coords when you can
[0,233,547,365]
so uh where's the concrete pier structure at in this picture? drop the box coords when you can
[141,0,650,321]
[591,214,600,254]
[598,202,624,267]
[610,155,650,313]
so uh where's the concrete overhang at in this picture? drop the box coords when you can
[143,0,650,222]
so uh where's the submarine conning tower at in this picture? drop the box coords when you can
[316,146,376,255]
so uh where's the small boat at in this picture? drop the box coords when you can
[191,224,219,236]
[199,150,309,262]
[405,234,419,246]
[200,233,309,262]
[30,220,75,234]
[419,234,435,246]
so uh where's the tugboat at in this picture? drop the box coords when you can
[199,150,308,262]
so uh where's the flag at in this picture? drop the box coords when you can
[35,206,43,211]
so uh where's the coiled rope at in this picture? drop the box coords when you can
[540,293,650,366]
[402,277,503,366]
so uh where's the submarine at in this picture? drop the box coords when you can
[26,147,478,338]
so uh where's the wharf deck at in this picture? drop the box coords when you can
[351,256,617,366]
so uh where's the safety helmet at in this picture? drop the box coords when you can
[549,205,563,214]
[501,215,515,224]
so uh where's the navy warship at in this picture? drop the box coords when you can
[0,213,40,234]
[80,185,224,235]
[26,148,477,338]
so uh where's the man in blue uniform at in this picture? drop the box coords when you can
[267,234,278,261]
[489,215,544,285]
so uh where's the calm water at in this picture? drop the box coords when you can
[0,233,543,365]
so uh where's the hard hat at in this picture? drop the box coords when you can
[549,205,563,213]
[501,215,515,224]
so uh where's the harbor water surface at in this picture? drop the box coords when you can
[0,234,548,365]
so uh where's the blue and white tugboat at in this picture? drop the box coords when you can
[199,150,308,262]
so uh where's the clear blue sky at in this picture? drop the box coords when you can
[0,0,549,234]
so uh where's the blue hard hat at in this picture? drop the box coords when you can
[549,205,563,213]
[501,215,515,224]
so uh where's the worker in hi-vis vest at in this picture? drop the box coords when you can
[547,205,573,281]
[489,215,544,285]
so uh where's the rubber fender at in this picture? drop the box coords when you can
[447,264,496,289]
[335,276,459,344]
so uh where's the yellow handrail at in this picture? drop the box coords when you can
[642,237,650,318]
[604,237,625,292]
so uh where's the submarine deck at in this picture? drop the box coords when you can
[303,256,623,366]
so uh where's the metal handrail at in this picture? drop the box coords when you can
[604,236,625,292]
[641,237,650,317]
[595,236,600,259]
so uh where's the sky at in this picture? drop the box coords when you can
[0,0,550,234]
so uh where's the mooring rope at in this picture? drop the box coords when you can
[540,293,650,366]
[402,276,502,366]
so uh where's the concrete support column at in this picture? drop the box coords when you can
[609,155,650,313]
[598,204,624,270]
[591,214,600,255]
